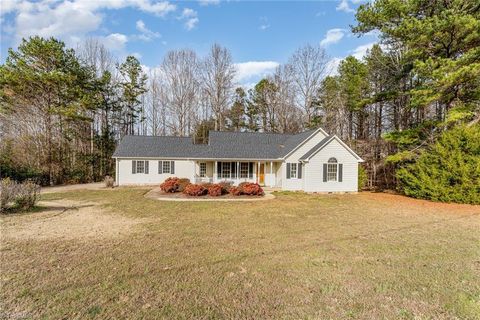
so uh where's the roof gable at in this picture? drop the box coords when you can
[299,135,364,162]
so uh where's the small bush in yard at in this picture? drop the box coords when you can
[237,182,249,193]
[183,184,207,196]
[229,186,242,196]
[104,176,115,188]
[177,178,190,192]
[242,183,264,196]
[160,177,179,193]
[208,184,223,196]
[1,178,40,213]
[218,181,232,193]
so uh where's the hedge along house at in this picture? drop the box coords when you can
[112,128,364,192]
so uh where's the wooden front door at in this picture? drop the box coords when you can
[259,163,265,185]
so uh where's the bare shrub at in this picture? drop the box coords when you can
[1,178,41,213]
[104,176,115,188]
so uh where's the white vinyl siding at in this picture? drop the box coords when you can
[303,139,359,192]
[118,159,193,185]
[282,129,327,191]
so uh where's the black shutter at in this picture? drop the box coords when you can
[338,164,343,182]
[217,162,221,179]
[298,163,302,179]
[286,163,291,179]
[132,160,137,174]
[323,164,327,182]
[158,161,163,174]
[249,162,253,179]
[171,161,175,174]
[145,161,149,174]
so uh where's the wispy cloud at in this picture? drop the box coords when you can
[180,8,199,30]
[198,0,220,6]
[234,61,279,83]
[135,20,160,41]
[258,17,270,31]
[320,28,345,47]
[336,0,355,13]
[351,42,376,59]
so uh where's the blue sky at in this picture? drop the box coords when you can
[0,0,377,84]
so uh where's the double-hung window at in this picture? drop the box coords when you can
[199,163,207,177]
[162,161,171,174]
[290,163,297,179]
[221,162,231,179]
[327,158,338,181]
[132,160,149,174]
[240,162,249,178]
[158,160,175,174]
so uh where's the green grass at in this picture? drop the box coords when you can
[1,188,479,319]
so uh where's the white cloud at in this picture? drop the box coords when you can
[259,24,270,31]
[258,16,269,31]
[234,61,279,83]
[180,8,199,30]
[135,19,160,41]
[351,42,376,59]
[5,0,176,47]
[198,0,220,6]
[336,0,355,13]
[320,28,345,47]
[326,57,342,76]
[100,33,129,52]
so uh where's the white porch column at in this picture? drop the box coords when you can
[192,161,196,182]
[237,161,240,185]
[214,161,217,183]
[256,162,260,183]
[270,161,273,187]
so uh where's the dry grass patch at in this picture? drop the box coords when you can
[1,188,479,319]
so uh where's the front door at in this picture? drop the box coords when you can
[259,163,265,185]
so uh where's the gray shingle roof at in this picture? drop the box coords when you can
[113,129,318,159]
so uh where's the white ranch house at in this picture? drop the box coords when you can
[113,128,364,192]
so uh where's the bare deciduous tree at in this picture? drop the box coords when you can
[289,44,329,126]
[200,44,236,131]
[161,50,199,136]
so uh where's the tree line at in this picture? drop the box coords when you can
[1,0,478,203]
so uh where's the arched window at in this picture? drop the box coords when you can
[327,157,338,181]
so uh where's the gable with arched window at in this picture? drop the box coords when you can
[323,157,343,182]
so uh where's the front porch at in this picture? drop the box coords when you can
[193,161,281,187]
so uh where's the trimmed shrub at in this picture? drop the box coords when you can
[104,176,115,188]
[183,184,207,196]
[237,182,250,193]
[396,125,480,204]
[218,181,232,193]
[208,184,223,197]
[242,183,264,196]
[229,186,242,196]
[160,177,179,193]
[177,178,191,192]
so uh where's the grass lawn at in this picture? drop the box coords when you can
[1,188,479,319]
